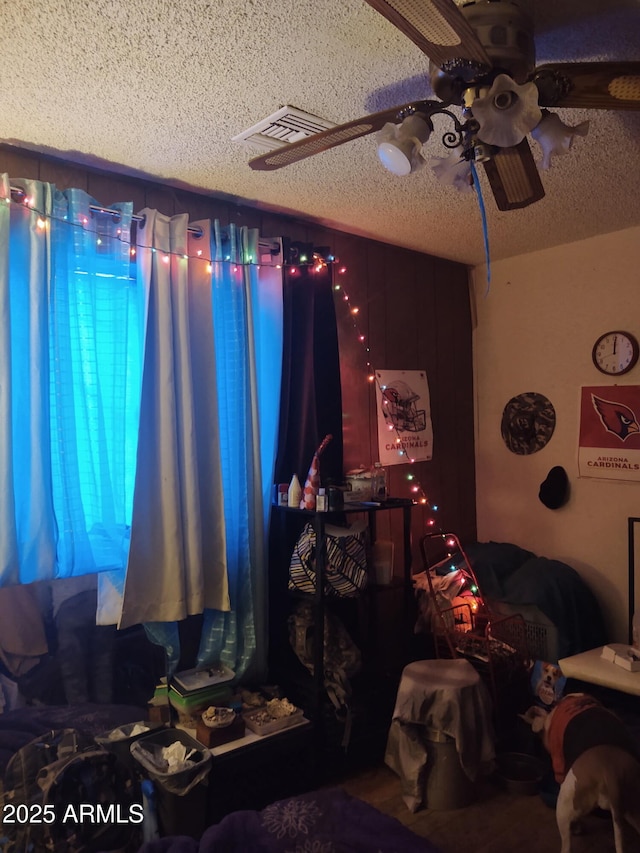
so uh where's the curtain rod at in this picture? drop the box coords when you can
[8,185,281,254]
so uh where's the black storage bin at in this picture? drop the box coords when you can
[155,778,208,839]
[130,727,212,838]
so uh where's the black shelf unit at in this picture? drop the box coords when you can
[270,500,414,774]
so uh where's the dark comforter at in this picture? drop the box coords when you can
[137,787,441,853]
[463,541,607,659]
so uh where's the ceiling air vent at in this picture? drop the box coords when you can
[232,106,336,152]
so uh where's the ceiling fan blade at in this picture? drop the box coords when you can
[248,100,434,171]
[534,62,640,110]
[482,139,545,211]
[364,0,490,72]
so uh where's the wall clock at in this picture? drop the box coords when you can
[592,330,639,376]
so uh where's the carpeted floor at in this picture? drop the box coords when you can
[339,762,640,853]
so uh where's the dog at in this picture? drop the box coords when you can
[521,692,640,853]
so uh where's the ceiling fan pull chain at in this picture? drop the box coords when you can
[470,161,491,296]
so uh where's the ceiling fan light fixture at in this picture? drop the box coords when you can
[376,114,433,176]
[430,146,473,193]
[377,139,415,176]
[471,74,541,147]
[531,110,590,170]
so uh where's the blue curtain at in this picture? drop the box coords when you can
[196,223,283,680]
[0,176,140,586]
[1,176,283,682]
[49,188,140,577]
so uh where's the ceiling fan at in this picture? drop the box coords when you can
[248,0,640,211]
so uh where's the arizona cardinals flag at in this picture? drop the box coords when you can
[578,386,640,481]
[375,369,433,466]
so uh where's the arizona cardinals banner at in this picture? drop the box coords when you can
[578,385,640,481]
[375,369,433,466]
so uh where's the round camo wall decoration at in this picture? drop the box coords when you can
[501,392,556,455]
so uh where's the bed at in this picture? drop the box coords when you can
[136,786,442,853]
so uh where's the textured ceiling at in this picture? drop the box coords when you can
[1,0,639,266]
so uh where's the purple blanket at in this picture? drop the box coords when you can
[137,787,441,853]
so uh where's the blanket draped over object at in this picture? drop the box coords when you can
[137,786,442,852]
[462,542,607,659]
[385,658,495,812]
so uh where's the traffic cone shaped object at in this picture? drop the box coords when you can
[300,434,333,509]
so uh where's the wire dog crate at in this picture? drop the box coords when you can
[417,533,533,717]
[488,600,556,663]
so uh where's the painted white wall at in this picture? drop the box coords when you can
[472,225,640,644]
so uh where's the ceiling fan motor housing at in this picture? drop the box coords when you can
[431,0,536,103]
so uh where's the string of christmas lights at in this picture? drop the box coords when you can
[3,191,269,269]
[292,274,472,602]
[4,189,447,530]
[327,261,448,530]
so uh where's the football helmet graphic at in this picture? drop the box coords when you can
[381,380,426,433]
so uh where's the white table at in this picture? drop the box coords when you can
[559,646,640,696]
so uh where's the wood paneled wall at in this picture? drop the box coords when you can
[0,144,476,576]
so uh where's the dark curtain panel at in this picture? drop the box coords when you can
[268,252,344,696]
[274,261,343,487]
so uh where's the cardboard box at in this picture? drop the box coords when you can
[242,707,304,736]
[195,713,245,748]
[601,643,640,672]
